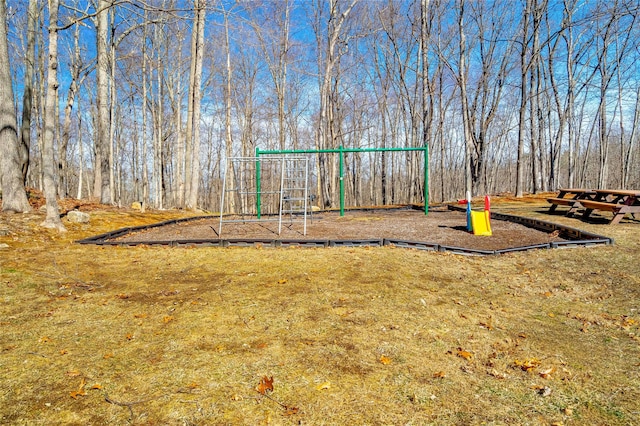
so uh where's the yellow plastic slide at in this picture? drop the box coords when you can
[470,210,492,236]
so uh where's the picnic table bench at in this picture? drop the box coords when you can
[548,188,640,224]
[580,189,640,224]
[546,188,595,216]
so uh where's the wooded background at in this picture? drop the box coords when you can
[2,0,640,216]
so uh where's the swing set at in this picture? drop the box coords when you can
[255,145,430,217]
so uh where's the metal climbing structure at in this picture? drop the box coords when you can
[278,157,310,235]
[218,156,310,236]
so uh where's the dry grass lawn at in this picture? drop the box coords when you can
[1,195,639,425]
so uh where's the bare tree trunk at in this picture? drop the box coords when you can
[0,0,31,212]
[595,3,635,189]
[187,0,206,210]
[223,7,235,213]
[182,8,196,209]
[59,23,82,198]
[19,0,38,186]
[597,45,609,189]
[529,65,540,193]
[622,86,639,188]
[33,24,45,192]
[40,0,65,231]
[546,18,565,191]
[95,0,111,204]
[277,4,290,152]
[151,21,164,209]
[564,2,577,187]
[421,0,431,206]
[141,14,149,212]
[108,6,117,205]
[77,94,84,199]
[529,0,543,194]
[437,72,446,202]
[247,1,292,151]
[458,0,473,197]
[315,0,358,208]
[515,0,531,197]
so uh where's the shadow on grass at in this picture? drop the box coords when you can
[537,208,640,225]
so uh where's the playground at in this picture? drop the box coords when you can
[110,206,569,252]
[92,153,611,253]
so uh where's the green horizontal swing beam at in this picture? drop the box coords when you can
[255,146,429,217]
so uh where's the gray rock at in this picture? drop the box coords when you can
[67,210,90,223]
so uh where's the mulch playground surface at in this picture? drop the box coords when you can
[113,207,567,251]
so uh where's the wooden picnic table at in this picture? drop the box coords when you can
[548,188,640,224]
[579,189,640,224]
[546,188,596,216]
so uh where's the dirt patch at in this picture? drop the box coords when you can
[114,207,565,251]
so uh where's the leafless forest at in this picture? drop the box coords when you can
[2,0,640,222]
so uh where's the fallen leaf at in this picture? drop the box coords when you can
[39,336,51,344]
[282,406,299,416]
[125,333,134,340]
[90,384,102,390]
[622,317,637,328]
[277,279,288,284]
[133,313,148,319]
[316,381,331,390]
[479,318,494,330]
[163,315,175,323]
[543,291,553,297]
[514,358,540,372]
[116,294,129,300]
[256,376,274,394]
[433,371,446,378]
[70,378,87,399]
[60,349,68,355]
[103,353,114,359]
[489,369,507,379]
[539,367,555,379]
[379,355,392,365]
[457,348,473,361]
